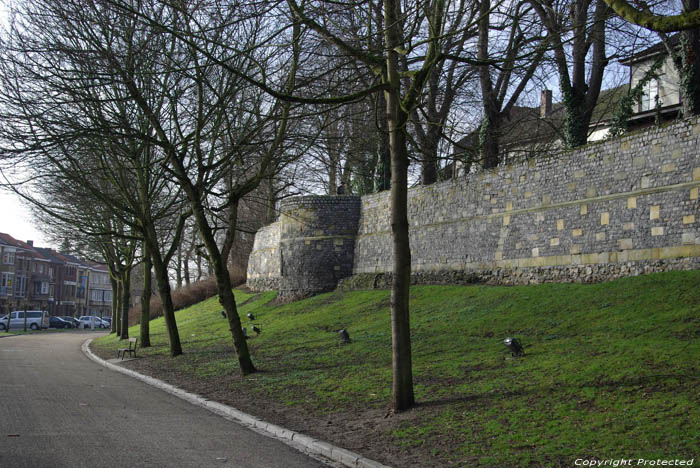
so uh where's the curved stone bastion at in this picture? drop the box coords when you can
[248,117,700,298]
[247,195,361,300]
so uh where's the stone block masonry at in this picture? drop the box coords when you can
[248,117,700,296]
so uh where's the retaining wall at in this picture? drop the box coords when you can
[247,117,700,295]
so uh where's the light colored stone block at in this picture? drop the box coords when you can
[619,238,633,250]
[557,219,565,231]
[570,244,582,254]
[580,204,588,215]
[574,170,585,179]
[596,232,606,241]
[623,222,635,231]
[672,149,682,159]
[601,212,609,225]
[662,163,676,173]
[503,215,511,226]
[684,215,696,224]
[532,248,539,257]
[692,188,699,200]
[587,186,597,198]
[567,182,577,192]
[550,237,560,247]
[682,232,696,245]
[572,228,582,237]
[506,201,513,211]
[633,156,645,168]
[651,226,664,236]
[694,167,700,181]
[627,197,637,209]
[641,176,651,189]
[495,251,503,260]
[542,194,552,205]
[650,205,660,220]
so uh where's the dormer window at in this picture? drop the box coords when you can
[640,78,661,112]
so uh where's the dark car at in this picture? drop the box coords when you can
[49,316,71,329]
[61,316,78,328]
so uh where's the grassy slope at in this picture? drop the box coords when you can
[93,270,700,467]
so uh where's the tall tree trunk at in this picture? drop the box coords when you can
[120,269,130,340]
[110,276,118,334]
[115,279,123,337]
[478,0,502,168]
[192,201,256,375]
[375,93,392,192]
[140,244,152,348]
[175,248,183,288]
[680,0,700,116]
[385,0,415,412]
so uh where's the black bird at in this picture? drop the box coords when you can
[503,337,524,357]
[221,310,227,319]
[252,325,261,335]
[247,313,255,321]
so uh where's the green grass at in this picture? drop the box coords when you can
[93,270,700,467]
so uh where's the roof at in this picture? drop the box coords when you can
[620,35,679,66]
[0,232,47,260]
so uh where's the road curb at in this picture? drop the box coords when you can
[82,339,392,468]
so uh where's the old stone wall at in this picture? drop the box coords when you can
[247,196,361,299]
[247,117,700,294]
[246,223,281,292]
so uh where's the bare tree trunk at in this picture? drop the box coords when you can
[192,199,256,375]
[140,243,152,348]
[175,248,183,288]
[196,253,203,281]
[115,279,122,337]
[120,269,130,340]
[680,0,700,116]
[110,276,118,334]
[385,0,415,412]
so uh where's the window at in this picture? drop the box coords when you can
[641,79,660,111]
[49,267,54,278]
[41,282,49,295]
[16,276,27,297]
[1,272,13,296]
[104,290,112,302]
[3,251,15,265]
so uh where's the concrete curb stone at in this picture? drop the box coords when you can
[82,339,392,468]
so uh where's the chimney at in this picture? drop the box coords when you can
[540,89,552,119]
[27,240,34,247]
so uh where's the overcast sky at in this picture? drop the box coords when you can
[0,190,51,248]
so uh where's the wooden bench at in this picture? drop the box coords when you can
[117,337,138,360]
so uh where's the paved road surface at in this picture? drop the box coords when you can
[0,332,329,468]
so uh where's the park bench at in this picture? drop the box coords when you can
[117,337,138,360]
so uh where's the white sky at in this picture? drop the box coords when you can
[0,190,51,247]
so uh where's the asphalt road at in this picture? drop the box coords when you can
[0,332,329,468]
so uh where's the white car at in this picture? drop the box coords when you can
[0,310,50,330]
[78,316,106,329]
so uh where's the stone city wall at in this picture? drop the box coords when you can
[248,117,700,295]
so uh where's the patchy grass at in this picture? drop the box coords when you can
[93,270,700,467]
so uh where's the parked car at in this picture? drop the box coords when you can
[0,310,50,330]
[101,317,112,328]
[48,316,71,329]
[61,316,79,328]
[78,316,106,329]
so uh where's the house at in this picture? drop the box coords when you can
[0,234,55,316]
[450,37,684,173]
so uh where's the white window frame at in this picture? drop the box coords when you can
[3,251,15,265]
